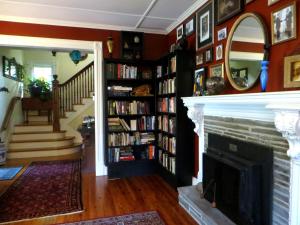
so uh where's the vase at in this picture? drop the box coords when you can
[206,76,225,95]
[260,60,269,92]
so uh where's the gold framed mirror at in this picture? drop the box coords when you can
[225,13,269,91]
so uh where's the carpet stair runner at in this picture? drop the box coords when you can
[7,111,81,159]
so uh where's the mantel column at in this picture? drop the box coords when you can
[185,103,204,183]
[272,108,300,225]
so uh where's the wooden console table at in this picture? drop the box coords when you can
[21,97,53,123]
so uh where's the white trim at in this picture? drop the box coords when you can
[0,15,167,35]
[166,0,208,33]
[0,34,107,176]
[135,0,158,29]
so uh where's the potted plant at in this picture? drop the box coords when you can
[27,78,51,101]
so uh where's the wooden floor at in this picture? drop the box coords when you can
[0,141,197,225]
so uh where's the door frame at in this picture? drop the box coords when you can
[0,34,106,176]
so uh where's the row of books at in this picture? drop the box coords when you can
[109,116,155,132]
[157,97,176,113]
[107,86,132,97]
[108,132,155,147]
[159,150,176,174]
[158,133,176,154]
[158,77,176,95]
[108,100,150,115]
[157,116,176,134]
[106,63,138,79]
[108,145,155,163]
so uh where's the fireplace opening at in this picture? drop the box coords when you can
[203,133,273,225]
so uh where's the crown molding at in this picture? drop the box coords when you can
[0,15,168,35]
[166,0,207,33]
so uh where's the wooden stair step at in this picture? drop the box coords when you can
[11,131,67,141]
[12,130,66,135]
[10,136,74,143]
[9,137,75,149]
[9,142,81,152]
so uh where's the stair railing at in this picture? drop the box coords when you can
[0,97,21,132]
[58,62,94,117]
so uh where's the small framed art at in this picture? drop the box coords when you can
[177,24,184,41]
[216,44,223,61]
[205,47,213,63]
[193,67,207,96]
[210,63,224,77]
[196,2,213,50]
[217,27,227,41]
[271,2,296,45]
[214,0,244,25]
[185,17,195,36]
[284,54,300,88]
[196,52,204,66]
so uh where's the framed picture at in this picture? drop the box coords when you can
[214,0,244,25]
[205,47,213,63]
[271,2,296,45]
[216,44,223,61]
[217,27,227,41]
[170,43,176,53]
[196,2,213,50]
[2,56,22,81]
[193,67,207,96]
[185,17,195,36]
[210,63,224,77]
[268,0,280,6]
[284,54,300,88]
[196,52,204,65]
[177,24,184,41]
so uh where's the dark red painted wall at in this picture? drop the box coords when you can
[167,0,300,177]
[0,21,168,60]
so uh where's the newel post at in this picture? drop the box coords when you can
[52,75,60,132]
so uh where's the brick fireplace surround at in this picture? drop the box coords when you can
[181,91,300,225]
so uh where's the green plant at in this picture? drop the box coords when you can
[28,78,51,101]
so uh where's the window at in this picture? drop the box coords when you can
[32,66,52,84]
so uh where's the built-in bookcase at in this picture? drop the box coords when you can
[104,58,156,178]
[156,50,195,187]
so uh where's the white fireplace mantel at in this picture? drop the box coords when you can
[182,91,300,225]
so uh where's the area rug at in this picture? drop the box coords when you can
[0,166,22,180]
[0,160,82,223]
[61,211,165,225]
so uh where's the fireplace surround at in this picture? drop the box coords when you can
[181,91,300,225]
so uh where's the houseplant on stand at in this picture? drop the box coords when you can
[27,78,51,101]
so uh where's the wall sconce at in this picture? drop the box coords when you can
[106,36,114,58]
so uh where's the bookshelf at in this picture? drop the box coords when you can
[156,50,195,187]
[104,58,156,178]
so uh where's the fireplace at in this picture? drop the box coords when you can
[203,133,273,225]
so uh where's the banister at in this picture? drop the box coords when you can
[0,97,21,132]
[59,61,94,86]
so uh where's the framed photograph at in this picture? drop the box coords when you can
[205,47,213,63]
[185,17,195,36]
[284,54,300,88]
[231,67,248,85]
[210,63,224,77]
[268,0,280,6]
[196,2,213,50]
[196,52,204,65]
[271,2,296,45]
[170,43,176,53]
[177,24,184,41]
[217,27,227,41]
[216,44,223,61]
[214,0,244,25]
[193,67,207,96]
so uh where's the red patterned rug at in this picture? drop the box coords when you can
[60,211,165,225]
[0,160,82,223]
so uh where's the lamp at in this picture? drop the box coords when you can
[106,36,114,58]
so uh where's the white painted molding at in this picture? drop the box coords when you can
[182,91,300,225]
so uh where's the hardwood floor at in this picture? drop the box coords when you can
[0,137,197,225]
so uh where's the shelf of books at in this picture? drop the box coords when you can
[104,58,156,178]
[155,50,195,188]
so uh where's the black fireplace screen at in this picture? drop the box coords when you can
[203,133,273,225]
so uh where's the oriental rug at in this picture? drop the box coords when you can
[0,166,22,180]
[0,160,82,223]
[61,211,165,225]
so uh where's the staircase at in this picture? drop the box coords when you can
[7,62,94,159]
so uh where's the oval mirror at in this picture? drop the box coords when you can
[225,13,269,91]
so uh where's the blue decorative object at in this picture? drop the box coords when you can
[260,60,269,92]
[69,50,88,65]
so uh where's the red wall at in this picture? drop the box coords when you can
[0,21,168,60]
[168,0,300,93]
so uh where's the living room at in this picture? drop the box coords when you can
[0,0,299,225]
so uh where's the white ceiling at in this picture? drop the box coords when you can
[0,0,207,34]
